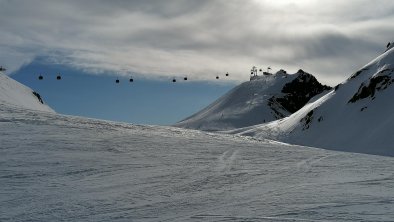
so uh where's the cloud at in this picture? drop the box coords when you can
[1,0,394,85]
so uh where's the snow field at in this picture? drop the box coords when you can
[1,104,394,221]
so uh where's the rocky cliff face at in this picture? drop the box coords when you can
[348,68,394,103]
[268,69,331,115]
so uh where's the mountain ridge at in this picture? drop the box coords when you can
[234,43,394,156]
[0,72,54,113]
[175,69,330,131]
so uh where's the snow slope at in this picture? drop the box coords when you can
[1,103,394,221]
[0,72,54,112]
[175,70,330,131]
[236,44,394,156]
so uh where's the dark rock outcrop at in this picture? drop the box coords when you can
[348,68,369,80]
[269,70,331,114]
[300,110,314,130]
[32,91,44,104]
[349,69,394,103]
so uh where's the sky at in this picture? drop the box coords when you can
[11,59,234,125]
[1,0,394,124]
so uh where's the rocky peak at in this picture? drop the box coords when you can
[268,70,332,113]
[176,68,330,131]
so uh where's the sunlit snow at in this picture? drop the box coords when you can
[1,104,394,221]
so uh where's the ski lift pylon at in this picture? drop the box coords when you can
[251,66,258,77]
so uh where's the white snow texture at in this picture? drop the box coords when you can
[1,101,394,221]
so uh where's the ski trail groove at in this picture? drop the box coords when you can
[217,149,239,172]
[190,214,334,221]
[296,154,334,171]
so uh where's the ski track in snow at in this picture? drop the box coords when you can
[217,149,239,172]
[296,154,336,172]
[1,104,394,222]
[190,214,333,221]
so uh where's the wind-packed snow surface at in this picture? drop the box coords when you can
[0,72,54,113]
[235,45,394,156]
[2,103,394,221]
[175,70,330,131]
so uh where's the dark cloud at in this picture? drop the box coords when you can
[1,0,394,85]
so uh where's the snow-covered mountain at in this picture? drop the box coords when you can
[236,43,394,156]
[0,71,54,112]
[175,70,330,131]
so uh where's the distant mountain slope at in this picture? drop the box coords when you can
[175,70,330,131]
[237,42,394,156]
[0,72,54,112]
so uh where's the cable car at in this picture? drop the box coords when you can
[172,78,176,82]
[0,66,6,72]
[184,77,188,81]
[225,72,229,76]
[216,75,219,79]
[38,75,43,80]
[116,78,120,83]
[56,74,61,80]
[129,77,134,82]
